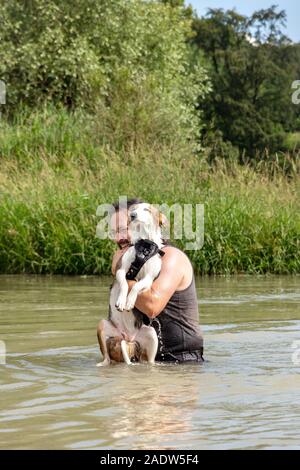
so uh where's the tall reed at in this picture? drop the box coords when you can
[1,107,299,274]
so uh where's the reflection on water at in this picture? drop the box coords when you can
[0,274,300,449]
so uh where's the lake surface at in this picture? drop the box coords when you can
[0,274,300,450]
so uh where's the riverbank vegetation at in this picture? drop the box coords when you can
[0,0,299,274]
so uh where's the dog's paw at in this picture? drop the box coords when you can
[125,300,135,311]
[96,358,111,367]
[115,296,126,311]
[125,292,137,311]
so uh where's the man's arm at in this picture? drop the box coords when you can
[112,246,190,318]
[128,247,185,319]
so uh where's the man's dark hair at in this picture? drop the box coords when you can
[112,198,144,211]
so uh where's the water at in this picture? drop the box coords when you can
[0,274,300,450]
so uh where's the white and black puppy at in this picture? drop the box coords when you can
[97,203,165,366]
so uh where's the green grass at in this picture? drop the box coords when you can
[285,132,300,151]
[0,107,299,274]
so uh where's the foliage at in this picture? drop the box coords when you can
[0,0,210,151]
[0,107,299,274]
[191,6,300,158]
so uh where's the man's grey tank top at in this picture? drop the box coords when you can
[134,273,204,362]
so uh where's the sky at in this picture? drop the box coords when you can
[188,0,300,42]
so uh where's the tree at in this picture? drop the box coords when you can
[191,6,299,159]
[0,0,210,151]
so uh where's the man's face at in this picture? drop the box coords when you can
[109,209,131,249]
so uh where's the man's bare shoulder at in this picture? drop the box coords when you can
[112,246,130,275]
[161,245,187,256]
[161,246,193,289]
[161,245,192,266]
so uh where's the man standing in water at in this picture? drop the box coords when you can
[98,198,204,363]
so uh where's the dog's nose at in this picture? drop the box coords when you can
[130,211,137,221]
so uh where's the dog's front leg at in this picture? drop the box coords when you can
[115,249,135,311]
[115,268,128,311]
[125,274,153,311]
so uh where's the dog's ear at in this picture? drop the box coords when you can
[159,212,168,227]
[149,205,168,227]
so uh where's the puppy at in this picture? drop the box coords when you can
[97,203,165,366]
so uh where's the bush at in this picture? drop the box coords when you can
[0,0,210,151]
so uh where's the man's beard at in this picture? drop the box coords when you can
[118,239,130,249]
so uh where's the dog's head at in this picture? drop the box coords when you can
[128,203,167,243]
